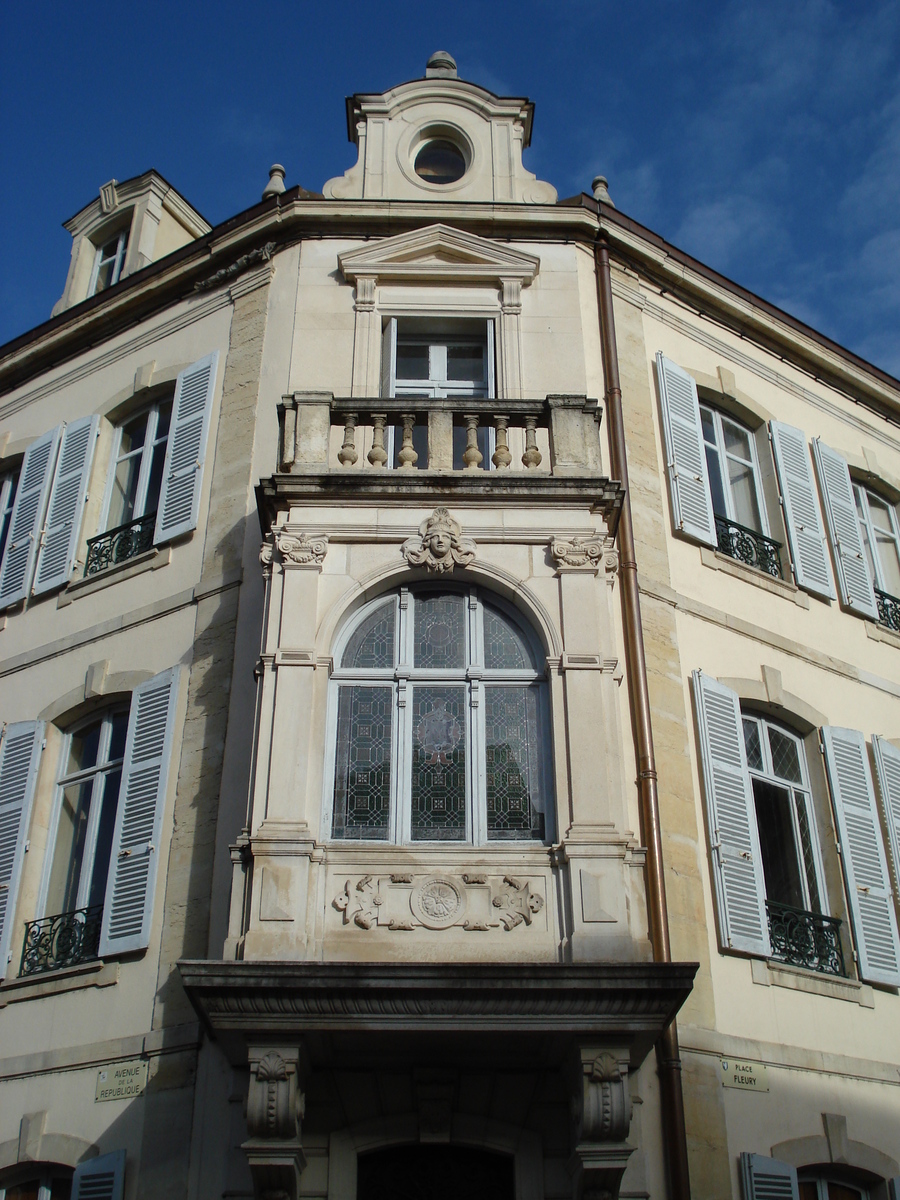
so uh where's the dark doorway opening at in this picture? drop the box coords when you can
[357,1144,516,1200]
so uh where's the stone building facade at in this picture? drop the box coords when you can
[0,51,898,1200]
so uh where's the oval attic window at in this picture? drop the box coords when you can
[415,139,467,184]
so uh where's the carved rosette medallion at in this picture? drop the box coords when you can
[410,876,467,929]
[275,530,328,566]
[402,508,475,574]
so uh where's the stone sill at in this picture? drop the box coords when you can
[750,956,874,1006]
[0,959,118,1007]
[699,545,809,607]
[866,620,900,650]
[58,544,171,607]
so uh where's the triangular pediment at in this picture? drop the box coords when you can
[338,224,540,284]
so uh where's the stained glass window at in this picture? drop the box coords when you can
[330,588,550,844]
[332,686,393,838]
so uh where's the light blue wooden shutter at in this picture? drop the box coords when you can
[153,352,218,543]
[812,439,878,618]
[769,421,834,598]
[888,1177,900,1200]
[822,726,900,986]
[692,672,770,956]
[71,1150,126,1200]
[656,353,716,546]
[0,426,62,608]
[740,1153,799,1200]
[33,414,100,595]
[872,735,900,897]
[99,668,180,956]
[0,721,43,969]
[381,317,397,397]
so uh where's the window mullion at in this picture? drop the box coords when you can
[470,678,484,844]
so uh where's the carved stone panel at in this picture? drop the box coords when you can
[330,871,546,933]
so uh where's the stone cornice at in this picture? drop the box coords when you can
[255,471,624,533]
[178,960,697,1058]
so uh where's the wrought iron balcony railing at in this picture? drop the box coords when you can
[715,515,783,579]
[19,904,103,977]
[766,901,846,977]
[84,512,156,577]
[876,588,900,634]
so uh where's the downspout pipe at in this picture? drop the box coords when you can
[594,231,692,1200]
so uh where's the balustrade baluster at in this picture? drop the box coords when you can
[492,416,512,469]
[463,414,483,470]
[522,416,542,469]
[338,412,359,466]
[368,413,388,468]
[398,413,418,469]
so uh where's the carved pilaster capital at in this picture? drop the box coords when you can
[500,277,523,312]
[551,535,607,572]
[259,536,276,577]
[274,530,328,567]
[354,274,377,311]
[243,1046,306,1200]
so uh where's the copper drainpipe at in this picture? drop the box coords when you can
[594,231,692,1199]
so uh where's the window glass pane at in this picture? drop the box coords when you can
[855,488,878,585]
[66,720,102,775]
[874,528,900,596]
[414,139,467,184]
[396,343,429,381]
[452,424,491,471]
[447,343,485,382]
[794,794,822,913]
[155,399,173,442]
[743,718,763,771]
[752,779,805,909]
[332,686,392,839]
[483,604,535,670]
[798,1185,818,1200]
[414,593,466,669]
[726,458,763,531]
[767,727,803,783]
[700,406,716,445]
[107,453,141,528]
[120,411,148,455]
[411,686,466,840]
[47,782,93,913]
[143,438,169,518]
[342,601,396,669]
[722,418,753,461]
[703,443,727,518]
[88,768,122,909]
[5,1183,43,1200]
[485,686,544,839]
[109,711,129,761]
[390,422,429,469]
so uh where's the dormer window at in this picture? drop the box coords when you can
[89,228,129,295]
[414,139,467,185]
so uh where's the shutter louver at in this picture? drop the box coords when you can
[812,439,878,618]
[740,1153,799,1200]
[381,317,397,397]
[33,414,99,595]
[153,352,218,544]
[0,721,43,968]
[692,672,770,956]
[822,726,900,986]
[0,426,62,608]
[71,1150,126,1200]
[656,353,716,546]
[99,668,180,956]
[769,421,835,598]
[872,735,900,899]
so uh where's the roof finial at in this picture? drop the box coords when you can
[426,50,458,79]
[263,164,286,200]
[592,175,615,208]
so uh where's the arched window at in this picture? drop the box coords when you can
[327,585,551,844]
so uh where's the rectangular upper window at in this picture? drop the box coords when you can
[89,228,129,296]
[854,483,900,600]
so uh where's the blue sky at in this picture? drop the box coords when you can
[2,1,899,375]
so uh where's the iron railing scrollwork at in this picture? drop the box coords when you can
[84,513,157,577]
[876,588,900,634]
[19,904,103,977]
[714,515,783,579]
[766,901,846,977]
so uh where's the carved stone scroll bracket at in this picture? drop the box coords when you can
[243,1045,307,1200]
[402,507,476,574]
[274,530,328,568]
[568,1047,634,1200]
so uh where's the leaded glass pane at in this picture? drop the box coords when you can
[411,686,466,840]
[342,601,396,669]
[332,686,392,839]
[768,727,802,783]
[743,717,763,771]
[414,593,466,669]
[483,604,534,670]
[794,793,821,913]
[485,686,545,840]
